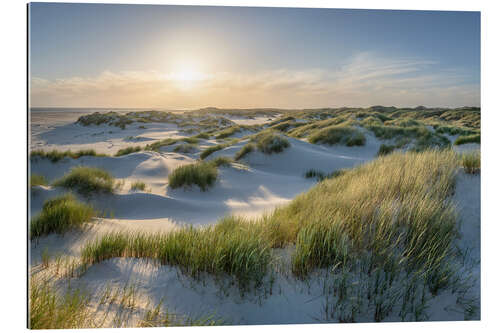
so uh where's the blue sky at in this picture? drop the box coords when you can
[29,3,480,108]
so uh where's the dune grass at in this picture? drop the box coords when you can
[29,278,93,329]
[174,143,197,153]
[182,137,199,144]
[303,169,326,181]
[79,150,462,307]
[454,134,480,146]
[214,126,241,139]
[115,146,141,156]
[168,162,218,191]
[30,194,96,239]
[278,150,460,283]
[130,181,147,191]
[200,144,228,159]
[234,143,256,161]
[461,150,480,174]
[252,131,291,153]
[377,144,397,156]
[209,156,233,167]
[308,125,366,146]
[145,137,200,152]
[81,217,272,291]
[53,166,115,196]
[30,149,105,163]
[30,174,48,187]
[144,138,178,151]
[194,132,211,139]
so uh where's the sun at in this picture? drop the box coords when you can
[166,62,208,89]
[171,69,205,82]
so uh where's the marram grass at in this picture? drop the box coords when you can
[81,217,272,291]
[30,174,48,187]
[53,166,115,196]
[168,162,218,191]
[30,194,95,239]
[30,149,105,162]
[78,150,464,305]
[461,150,480,174]
[115,146,141,156]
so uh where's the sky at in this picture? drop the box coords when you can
[29,3,480,109]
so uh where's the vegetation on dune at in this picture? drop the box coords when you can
[30,174,48,187]
[168,157,232,191]
[308,125,366,146]
[81,217,272,291]
[280,150,460,283]
[365,124,450,151]
[288,116,353,138]
[144,138,178,151]
[252,131,291,153]
[130,181,147,191]
[79,150,464,311]
[168,162,218,191]
[377,144,397,156]
[234,143,256,161]
[214,126,241,139]
[29,278,93,329]
[454,134,480,146]
[77,112,133,129]
[182,137,199,144]
[115,146,142,156]
[433,124,477,137]
[29,276,216,329]
[53,166,115,196]
[173,143,197,154]
[461,150,480,174]
[194,132,211,139]
[209,156,233,167]
[30,194,95,239]
[145,136,200,152]
[303,169,326,181]
[303,169,345,182]
[200,143,229,159]
[30,149,105,163]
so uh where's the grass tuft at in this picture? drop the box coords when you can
[252,131,291,154]
[209,156,233,167]
[200,144,229,159]
[30,174,48,187]
[115,146,141,156]
[53,166,115,196]
[30,194,95,239]
[174,143,197,154]
[377,144,397,156]
[168,162,218,191]
[29,278,92,329]
[234,143,256,161]
[30,149,104,163]
[454,134,480,146]
[309,125,366,146]
[214,126,241,139]
[461,150,480,174]
[81,217,271,291]
[130,181,147,191]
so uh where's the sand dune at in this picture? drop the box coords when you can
[29,110,481,326]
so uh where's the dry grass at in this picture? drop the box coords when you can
[461,150,480,174]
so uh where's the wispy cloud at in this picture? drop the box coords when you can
[30,53,479,108]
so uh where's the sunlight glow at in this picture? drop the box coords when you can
[165,61,209,90]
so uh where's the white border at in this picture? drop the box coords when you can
[1,0,499,332]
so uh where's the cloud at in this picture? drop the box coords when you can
[30,53,479,108]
